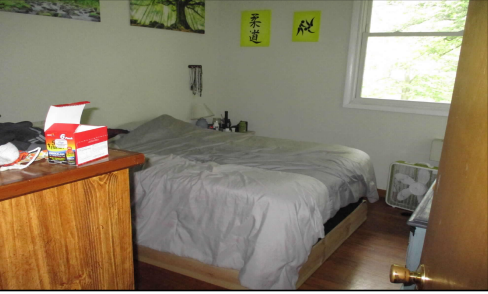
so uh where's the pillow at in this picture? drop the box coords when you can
[113,115,199,149]
[113,119,152,131]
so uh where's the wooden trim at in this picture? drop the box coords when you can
[136,200,368,289]
[377,189,386,198]
[296,200,367,288]
[0,148,145,202]
[137,246,246,290]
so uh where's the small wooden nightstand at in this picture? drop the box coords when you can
[0,149,145,290]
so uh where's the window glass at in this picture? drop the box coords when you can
[369,1,468,33]
[343,0,469,115]
[361,36,462,103]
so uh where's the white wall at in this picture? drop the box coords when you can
[0,0,448,189]
[209,1,448,189]
[0,0,221,126]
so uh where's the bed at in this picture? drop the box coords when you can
[111,114,379,290]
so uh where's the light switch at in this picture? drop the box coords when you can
[430,139,444,162]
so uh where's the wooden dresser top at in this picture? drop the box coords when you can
[0,148,145,202]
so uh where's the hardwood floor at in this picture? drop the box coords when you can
[134,198,410,290]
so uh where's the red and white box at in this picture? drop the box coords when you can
[44,101,108,166]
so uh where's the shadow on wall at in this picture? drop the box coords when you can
[80,107,99,125]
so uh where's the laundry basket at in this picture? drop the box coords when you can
[386,161,438,211]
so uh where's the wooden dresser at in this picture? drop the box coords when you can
[0,149,145,290]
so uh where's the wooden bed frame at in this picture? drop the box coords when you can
[135,200,368,289]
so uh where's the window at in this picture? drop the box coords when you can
[343,0,468,116]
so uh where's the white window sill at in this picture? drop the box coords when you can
[343,98,450,116]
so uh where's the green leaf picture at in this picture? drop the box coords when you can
[130,0,205,34]
[0,0,100,22]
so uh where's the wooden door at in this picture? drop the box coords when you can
[419,0,487,290]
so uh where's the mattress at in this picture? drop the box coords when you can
[112,114,379,289]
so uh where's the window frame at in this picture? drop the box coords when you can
[343,0,464,116]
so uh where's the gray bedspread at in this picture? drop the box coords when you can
[112,114,379,289]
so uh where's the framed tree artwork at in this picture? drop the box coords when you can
[292,11,321,42]
[130,0,205,34]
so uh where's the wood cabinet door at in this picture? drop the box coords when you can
[0,170,134,290]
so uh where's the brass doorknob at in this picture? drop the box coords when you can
[390,264,426,288]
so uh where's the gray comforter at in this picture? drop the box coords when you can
[112,115,379,289]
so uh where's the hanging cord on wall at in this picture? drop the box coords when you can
[189,65,202,96]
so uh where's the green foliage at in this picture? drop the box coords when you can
[0,0,31,10]
[130,0,204,33]
[62,0,99,10]
[36,0,101,10]
[0,0,101,10]
[409,74,455,103]
[389,0,468,32]
[419,0,468,31]
[364,0,468,103]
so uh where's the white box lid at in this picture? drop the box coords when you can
[44,101,90,131]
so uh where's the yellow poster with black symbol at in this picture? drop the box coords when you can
[292,11,321,42]
[241,10,271,47]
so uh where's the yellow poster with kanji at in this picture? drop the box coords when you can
[241,10,271,47]
[292,11,321,42]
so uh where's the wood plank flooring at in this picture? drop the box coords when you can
[134,198,411,290]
